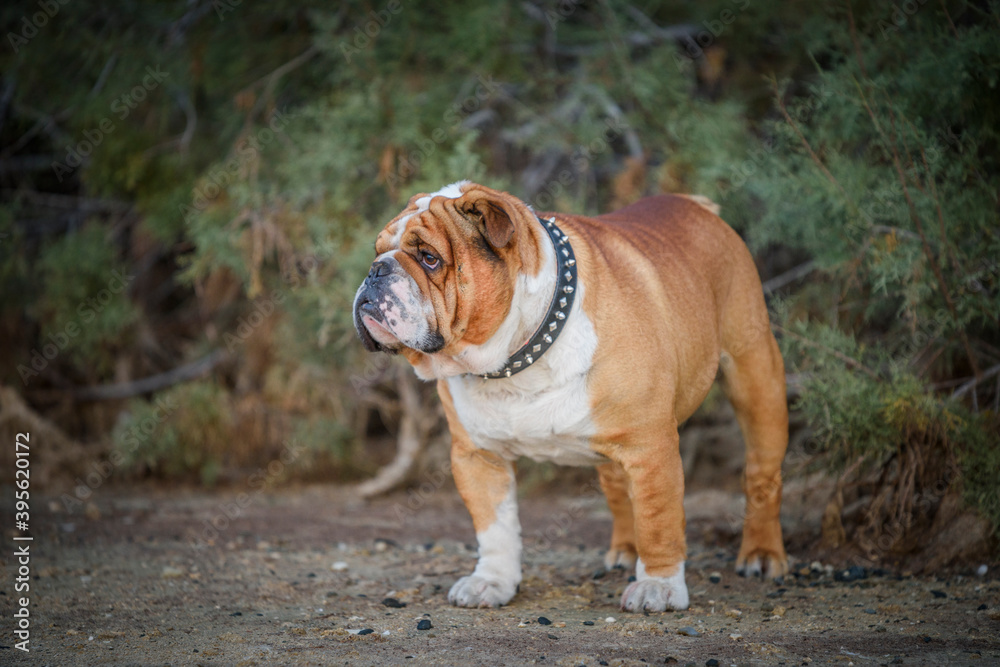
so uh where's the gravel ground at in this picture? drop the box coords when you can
[1,482,998,666]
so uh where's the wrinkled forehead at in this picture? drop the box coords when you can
[375,182,469,253]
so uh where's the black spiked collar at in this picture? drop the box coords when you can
[481,216,577,380]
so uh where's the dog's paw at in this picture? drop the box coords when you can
[604,546,637,570]
[736,547,788,579]
[620,561,688,612]
[448,575,517,608]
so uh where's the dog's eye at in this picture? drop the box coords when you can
[420,252,440,270]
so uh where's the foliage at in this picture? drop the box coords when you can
[728,2,1000,543]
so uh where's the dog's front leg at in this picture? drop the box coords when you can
[599,421,690,612]
[441,382,521,608]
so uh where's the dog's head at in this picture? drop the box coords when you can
[353,182,547,379]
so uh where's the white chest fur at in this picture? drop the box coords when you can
[446,289,604,467]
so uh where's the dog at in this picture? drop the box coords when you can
[353,182,789,612]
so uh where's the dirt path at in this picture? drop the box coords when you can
[2,482,998,666]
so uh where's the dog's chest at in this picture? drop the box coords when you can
[447,372,604,467]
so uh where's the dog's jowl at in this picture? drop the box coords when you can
[354,181,789,612]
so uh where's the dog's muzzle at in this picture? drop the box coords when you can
[353,257,445,354]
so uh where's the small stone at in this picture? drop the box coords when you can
[417,619,432,631]
[605,617,617,623]
[677,626,700,637]
[592,568,607,580]
[760,602,775,612]
[863,608,876,614]
[628,575,637,582]
[976,564,988,577]
[331,561,349,572]
[547,633,558,640]
[382,597,406,608]
[875,626,887,633]
[230,611,242,617]
[930,590,947,599]
[729,633,743,640]
[922,635,932,643]
[708,572,722,584]
[664,658,678,664]
[724,609,742,619]
[357,628,374,636]
[538,616,552,625]
[834,565,868,582]
[809,561,823,572]
[977,604,988,611]
[161,566,184,579]
[706,660,720,667]
[583,621,595,626]
[772,606,786,617]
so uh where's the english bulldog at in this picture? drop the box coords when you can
[353,181,789,612]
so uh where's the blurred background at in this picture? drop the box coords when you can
[1,0,997,567]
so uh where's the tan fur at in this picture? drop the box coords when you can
[361,184,789,597]
[547,195,788,578]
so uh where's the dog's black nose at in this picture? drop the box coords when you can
[368,260,391,281]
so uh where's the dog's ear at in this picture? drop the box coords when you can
[462,197,515,250]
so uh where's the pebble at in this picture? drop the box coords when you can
[677,626,700,637]
[708,572,722,584]
[930,590,947,599]
[357,628,374,636]
[604,617,617,623]
[331,561,349,572]
[416,619,432,631]
[547,633,558,640]
[835,565,867,582]
[976,564,988,577]
[977,604,988,611]
[583,621,595,626]
[382,597,406,608]
[760,602,774,612]
[161,566,184,579]
[706,659,720,667]
[724,609,742,619]
[863,608,876,614]
[538,616,552,625]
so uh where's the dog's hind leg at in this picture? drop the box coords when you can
[719,321,790,579]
